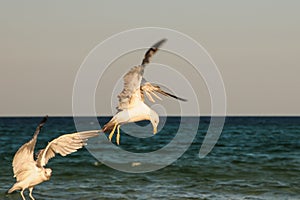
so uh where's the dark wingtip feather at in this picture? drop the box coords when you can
[33,115,48,136]
[158,90,188,102]
[177,97,188,102]
[152,38,167,49]
[40,115,48,124]
[141,38,167,66]
[38,115,48,129]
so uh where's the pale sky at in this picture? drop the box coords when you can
[0,0,299,116]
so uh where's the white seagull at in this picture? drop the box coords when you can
[102,39,187,145]
[7,116,99,200]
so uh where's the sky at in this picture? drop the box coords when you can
[0,0,299,116]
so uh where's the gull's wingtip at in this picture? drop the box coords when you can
[34,115,48,135]
[153,38,167,49]
[181,98,188,102]
[142,38,167,66]
[42,115,48,122]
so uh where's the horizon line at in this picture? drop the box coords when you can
[0,114,300,117]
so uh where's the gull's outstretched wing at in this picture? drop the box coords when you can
[141,82,187,103]
[12,116,48,181]
[117,39,166,111]
[117,65,144,111]
[36,130,99,167]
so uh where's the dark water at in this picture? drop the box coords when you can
[0,117,299,200]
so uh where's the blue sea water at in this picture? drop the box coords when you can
[0,117,299,200]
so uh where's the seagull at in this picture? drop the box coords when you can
[7,116,99,200]
[102,39,187,145]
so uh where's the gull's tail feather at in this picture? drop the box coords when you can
[7,184,20,194]
[141,39,167,66]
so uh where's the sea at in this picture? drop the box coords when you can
[0,117,299,200]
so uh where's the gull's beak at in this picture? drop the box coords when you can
[153,127,157,134]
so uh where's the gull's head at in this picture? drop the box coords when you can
[43,168,52,180]
[149,110,159,134]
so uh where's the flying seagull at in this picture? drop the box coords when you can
[102,39,187,145]
[7,116,99,200]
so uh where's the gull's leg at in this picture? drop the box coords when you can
[29,187,35,200]
[20,189,25,200]
[116,125,121,145]
[108,123,118,142]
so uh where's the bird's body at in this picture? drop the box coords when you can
[8,164,51,197]
[115,101,151,124]
[102,39,186,144]
[103,100,153,144]
[8,116,99,200]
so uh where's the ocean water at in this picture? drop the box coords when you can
[0,117,299,200]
